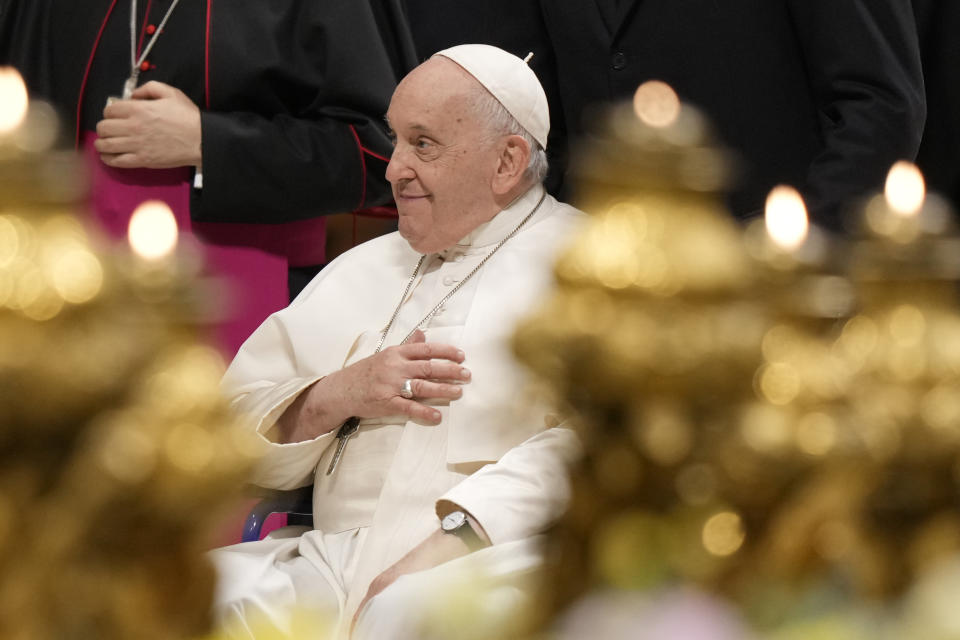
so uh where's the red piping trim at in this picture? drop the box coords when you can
[76,0,120,148]
[359,145,390,164]
[136,0,154,56]
[348,125,368,210]
[204,0,212,109]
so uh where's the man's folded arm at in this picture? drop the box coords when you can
[221,310,337,491]
[230,376,335,491]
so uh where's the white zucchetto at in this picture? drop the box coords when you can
[434,44,550,150]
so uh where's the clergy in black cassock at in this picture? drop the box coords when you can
[0,0,417,353]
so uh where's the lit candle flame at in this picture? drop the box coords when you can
[633,80,680,128]
[884,161,925,217]
[128,201,178,260]
[765,185,809,251]
[0,67,29,134]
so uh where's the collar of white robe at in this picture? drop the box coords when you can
[326,189,548,475]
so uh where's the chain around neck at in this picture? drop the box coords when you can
[129,0,182,76]
[372,189,548,354]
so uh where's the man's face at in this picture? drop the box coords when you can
[385,58,502,254]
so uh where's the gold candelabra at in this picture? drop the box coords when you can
[0,68,260,640]
[514,82,960,638]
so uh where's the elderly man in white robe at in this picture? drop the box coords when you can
[212,44,584,638]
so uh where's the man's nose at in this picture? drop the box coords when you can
[385,146,414,184]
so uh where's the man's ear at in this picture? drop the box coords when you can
[491,135,531,195]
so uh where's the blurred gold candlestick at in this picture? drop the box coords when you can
[514,83,774,626]
[513,78,960,637]
[0,68,260,640]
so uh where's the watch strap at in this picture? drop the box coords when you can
[442,510,485,551]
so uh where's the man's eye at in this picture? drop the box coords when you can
[416,138,432,150]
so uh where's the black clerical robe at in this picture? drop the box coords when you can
[0,0,415,224]
[0,0,416,354]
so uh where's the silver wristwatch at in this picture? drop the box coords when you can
[440,510,483,550]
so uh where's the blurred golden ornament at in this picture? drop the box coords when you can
[0,69,259,640]
[514,80,960,639]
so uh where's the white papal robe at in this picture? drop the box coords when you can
[212,185,584,637]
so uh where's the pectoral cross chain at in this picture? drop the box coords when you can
[319,191,547,476]
[326,416,360,475]
[122,71,139,100]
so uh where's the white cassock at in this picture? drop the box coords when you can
[211,185,584,638]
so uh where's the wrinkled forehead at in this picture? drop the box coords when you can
[387,57,484,125]
[402,56,481,96]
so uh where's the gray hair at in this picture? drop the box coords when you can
[470,85,549,184]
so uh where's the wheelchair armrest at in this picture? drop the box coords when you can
[241,485,313,542]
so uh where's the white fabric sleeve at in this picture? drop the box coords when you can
[222,306,336,491]
[436,427,581,546]
[230,375,335,490]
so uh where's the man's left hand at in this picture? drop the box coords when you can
[95,81,202,169]
[351,527,482,631]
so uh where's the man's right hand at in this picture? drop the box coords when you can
[275,330,471,443]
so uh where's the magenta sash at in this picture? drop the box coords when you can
[81,132,326,356]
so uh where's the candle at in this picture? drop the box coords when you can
[884,160,925,217]
[633,80,680,129]
[128,200,179,261]
[0,67,28,135]
[765,185,809,252]
[745,184,830,273]
[863,162,954,244]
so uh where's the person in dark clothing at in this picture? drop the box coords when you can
[912,0,960,212]
[539,0,927,230]
[0,0,416,353]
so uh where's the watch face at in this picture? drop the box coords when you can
[442,510,467,532]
